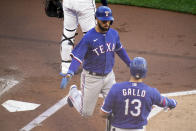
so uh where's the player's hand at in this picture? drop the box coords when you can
[168,99,177,109]
[60,70,74,89]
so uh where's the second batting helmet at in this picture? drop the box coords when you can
[130,57,147,79]
[95,6,114,22]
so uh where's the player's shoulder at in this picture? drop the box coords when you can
[142,83,160,94]
[85,28,96,35]
[111,82,130,90]
[108,28,118,34]
[81,28,96,41]
[108,28,119,38]
[113,81,128,86]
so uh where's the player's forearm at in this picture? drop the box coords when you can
[159,96,177,109]
[101,0,108,6]
[68,58,81,74]
[116,48,131,67]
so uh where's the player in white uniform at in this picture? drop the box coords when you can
[60,0,108,74]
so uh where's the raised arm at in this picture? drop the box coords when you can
[116,48,132,67]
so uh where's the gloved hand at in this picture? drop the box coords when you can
[60,70,74,89]
[168,99,177,109]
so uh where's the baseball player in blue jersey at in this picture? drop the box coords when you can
[60,0,108,74]
[60,6,132,117]
[100,57,177,131]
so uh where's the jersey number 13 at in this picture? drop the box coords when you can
[124,99,142,117]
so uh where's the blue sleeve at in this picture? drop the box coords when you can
[116,48,131,67]
[151,88,163,106]
[101,0,108,6]
[71,36,89,63]
[151,88,176,108]
[68,58,81,74]
[101,85,115,113]
[114,32,122,51]
[159,96,177,108]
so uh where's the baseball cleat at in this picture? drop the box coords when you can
[67,85,77,107]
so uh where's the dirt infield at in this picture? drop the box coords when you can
[147,94,196,131]
[0,0,196,131]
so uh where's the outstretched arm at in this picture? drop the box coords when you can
[159,96,177,109]
[153,88,177,110]
[68,57,81,73]
[60,58,81,89]
[116,48,131,67]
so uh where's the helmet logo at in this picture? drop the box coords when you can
[105,11,110,16]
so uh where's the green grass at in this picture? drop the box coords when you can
[96,0,196,15]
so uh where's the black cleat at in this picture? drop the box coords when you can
[67,97,73,107]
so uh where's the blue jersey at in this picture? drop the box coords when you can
[101,82,164,129]
[71,28,123,74]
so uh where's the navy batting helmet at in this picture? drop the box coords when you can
[130,57,147,79]
[95,6,114,22]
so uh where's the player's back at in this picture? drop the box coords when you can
[110,81,161,129]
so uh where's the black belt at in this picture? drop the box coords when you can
[87,71,108,76]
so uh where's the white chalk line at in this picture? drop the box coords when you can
[20,90,196,131]
[20,96,68,131]
[162,90,196,97]
[0,78,19,97]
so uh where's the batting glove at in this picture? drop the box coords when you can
[60,70,74,89]
[168,99,177,109]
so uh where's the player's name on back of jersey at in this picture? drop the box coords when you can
[122,88,146,97]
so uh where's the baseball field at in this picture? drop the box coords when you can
[0,0,196,131]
